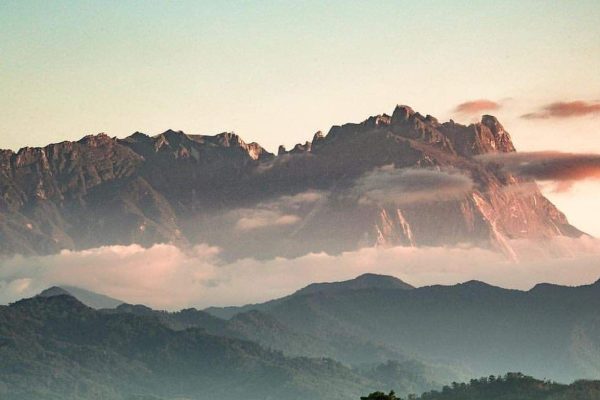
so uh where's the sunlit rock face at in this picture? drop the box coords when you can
[0,105,583,259]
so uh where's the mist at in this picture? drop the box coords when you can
[2,236,599,310]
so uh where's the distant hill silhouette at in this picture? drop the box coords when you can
[38,285,123,309]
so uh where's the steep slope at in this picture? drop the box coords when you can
[0,106,582,258]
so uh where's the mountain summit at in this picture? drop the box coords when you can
[294,273,414,296]
[0,105,582,258]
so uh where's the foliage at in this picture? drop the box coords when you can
[362,373,600,400]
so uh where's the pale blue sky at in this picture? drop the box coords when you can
[1,0,600,233]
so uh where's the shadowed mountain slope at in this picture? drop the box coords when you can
[207,275,600,382]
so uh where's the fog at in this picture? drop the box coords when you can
[1,236,599,310]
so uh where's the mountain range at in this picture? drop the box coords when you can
[9,273,598,400]
[205,274,600,382]
[0,105,584,259]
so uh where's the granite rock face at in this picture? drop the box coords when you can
[0,105,583,258]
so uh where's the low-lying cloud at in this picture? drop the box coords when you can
[522,101,600,119]
[454,99,501,114]
[478,151,600,191]
[229,190,325,231]
[2,236,599,310]
[353,166,474,205]
[235,211,301,231]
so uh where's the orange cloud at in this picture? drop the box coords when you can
[454,99,501,114]
[478,152,600,192]
[522,101,600,119]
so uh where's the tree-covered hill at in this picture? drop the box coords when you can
[0,294,462,400]
[0,295,378,400]
[362,373,600,400]
[209,278,600,381]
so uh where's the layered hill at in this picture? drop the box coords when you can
[206,275,600,382]
[0,294,459,400]
[4,276,600,399]
[0,105,582,258]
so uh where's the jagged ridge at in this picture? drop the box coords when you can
[0,105,582,258]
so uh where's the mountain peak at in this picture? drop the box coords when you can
[38,286,71,298]
[36,285,123,309]
[479,115,516,153]
[294,273,414,296]
[391,105,415,122]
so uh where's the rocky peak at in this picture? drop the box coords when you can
[77,133,116,149]
[391,105,416,123]
[210,131,243,147]
[127,131,151,142]
[363,114,392,128]
[481,115,515,153]
[245,142,271,160]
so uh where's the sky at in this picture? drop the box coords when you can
[1,0,600,235]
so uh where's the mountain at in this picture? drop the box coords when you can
[112,285,419,366]
[294,273,414,296]
[5,278,600,399]
[0,106,583,259]
[208,276,600,382]
[0,293,463,400]
[38,285,124,309]
[205,273,413,320]
[362,373,600,400]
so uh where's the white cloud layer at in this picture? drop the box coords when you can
[1,237,599,311]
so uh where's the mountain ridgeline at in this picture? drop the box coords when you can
[0,105,582,259]
[2,274,600,399]
[205,275,600,383]
[27,275,600,381]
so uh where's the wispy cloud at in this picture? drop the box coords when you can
[235,210,301,231]
[522,101,600,119]
[478,151,600,191]
[230,190,324,231]
[454,99,501,114]
[352,166,474,205]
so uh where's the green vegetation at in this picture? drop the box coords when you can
[211,279,600,382]
[0,295,375,400]
[362,373,600,400]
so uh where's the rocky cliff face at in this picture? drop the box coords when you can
[0,105,583,258]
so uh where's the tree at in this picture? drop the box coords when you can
[361,390,400,400]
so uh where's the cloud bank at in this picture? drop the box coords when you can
[522,101,600,119]
[1,236,599,311]
[478,151,600,191]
